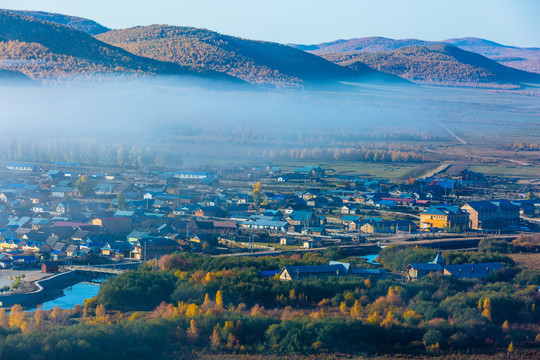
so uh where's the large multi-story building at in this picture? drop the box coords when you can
[420,205,469,231]
[460,200,520,230]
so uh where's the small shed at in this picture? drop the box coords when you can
[41,261,58,273]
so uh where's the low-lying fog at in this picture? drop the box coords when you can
[0,76,538,162]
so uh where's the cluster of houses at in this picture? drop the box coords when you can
[0,162,535,270]
[405,252,505,281]
[266,253,504,282]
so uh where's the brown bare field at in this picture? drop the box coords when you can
[191,348,539,359]
[508,253,540,270]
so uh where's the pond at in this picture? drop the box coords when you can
[28,281,100,311]
[359,253,380,265]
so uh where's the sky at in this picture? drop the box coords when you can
[2,0,539,47]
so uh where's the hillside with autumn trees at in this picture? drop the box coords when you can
[290,36,540,74]
[95,25,404,86]
[3,9,110,35]
[0,11,239,82]
[321,44,540,88]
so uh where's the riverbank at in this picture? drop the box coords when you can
[0,271,102,309]
[0,269,52,293]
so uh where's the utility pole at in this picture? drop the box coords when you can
[249,234,254,253]
[143,241,147,263]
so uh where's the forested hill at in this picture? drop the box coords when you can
[292,37,432,54]
[443,37,540,74]
[322,44,540,87]
[3,9,110,35]
[0,11,239,82]
[96,25,399,86]
[291,36,540,74]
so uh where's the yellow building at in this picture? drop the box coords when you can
[420,205,469,231]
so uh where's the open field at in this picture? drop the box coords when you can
[466,165,539,179]
[183,153,538,182]
[508,253,540,270]
[182,157,423,180]
[191,349,540,360]
[0,269,49,288]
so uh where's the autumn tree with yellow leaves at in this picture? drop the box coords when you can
[9,304,26,330]
[251,181,266,208]
[481,298,492,322]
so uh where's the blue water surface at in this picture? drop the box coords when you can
[359,254,380,265]
[30,282,100,311]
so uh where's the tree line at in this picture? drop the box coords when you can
[0,137,182,168]
[262,146,424,162]
[0,246,537,358]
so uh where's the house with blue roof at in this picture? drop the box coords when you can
[444,262,504,279]
[406,252,504,281]
[376,200,397,209]
[279,264,348,280]
[293,166,324,177]
[430,179,456,190]
[127,231,150,244]
[279,261,387,281]
[101,242,133,259]
[46,170,65,180]
[286,211,320,227]
[405,252,446,280]
[131,236,181,260]
[260,269,280,277]
[115,210,136,218]
[341,215,361,225]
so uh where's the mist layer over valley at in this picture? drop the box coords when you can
[0,77,538,170]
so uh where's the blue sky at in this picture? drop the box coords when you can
[3,0,539,47]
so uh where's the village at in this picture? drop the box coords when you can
[0,161,537,291]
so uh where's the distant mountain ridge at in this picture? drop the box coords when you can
[290,36,540,74]
[3,9,110,35]
[442,37,540,73]
[1,8,538,88]
[292,37,432,54]
[0,11,239,82]
[96,25,405,86]
[321,44,540,87]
